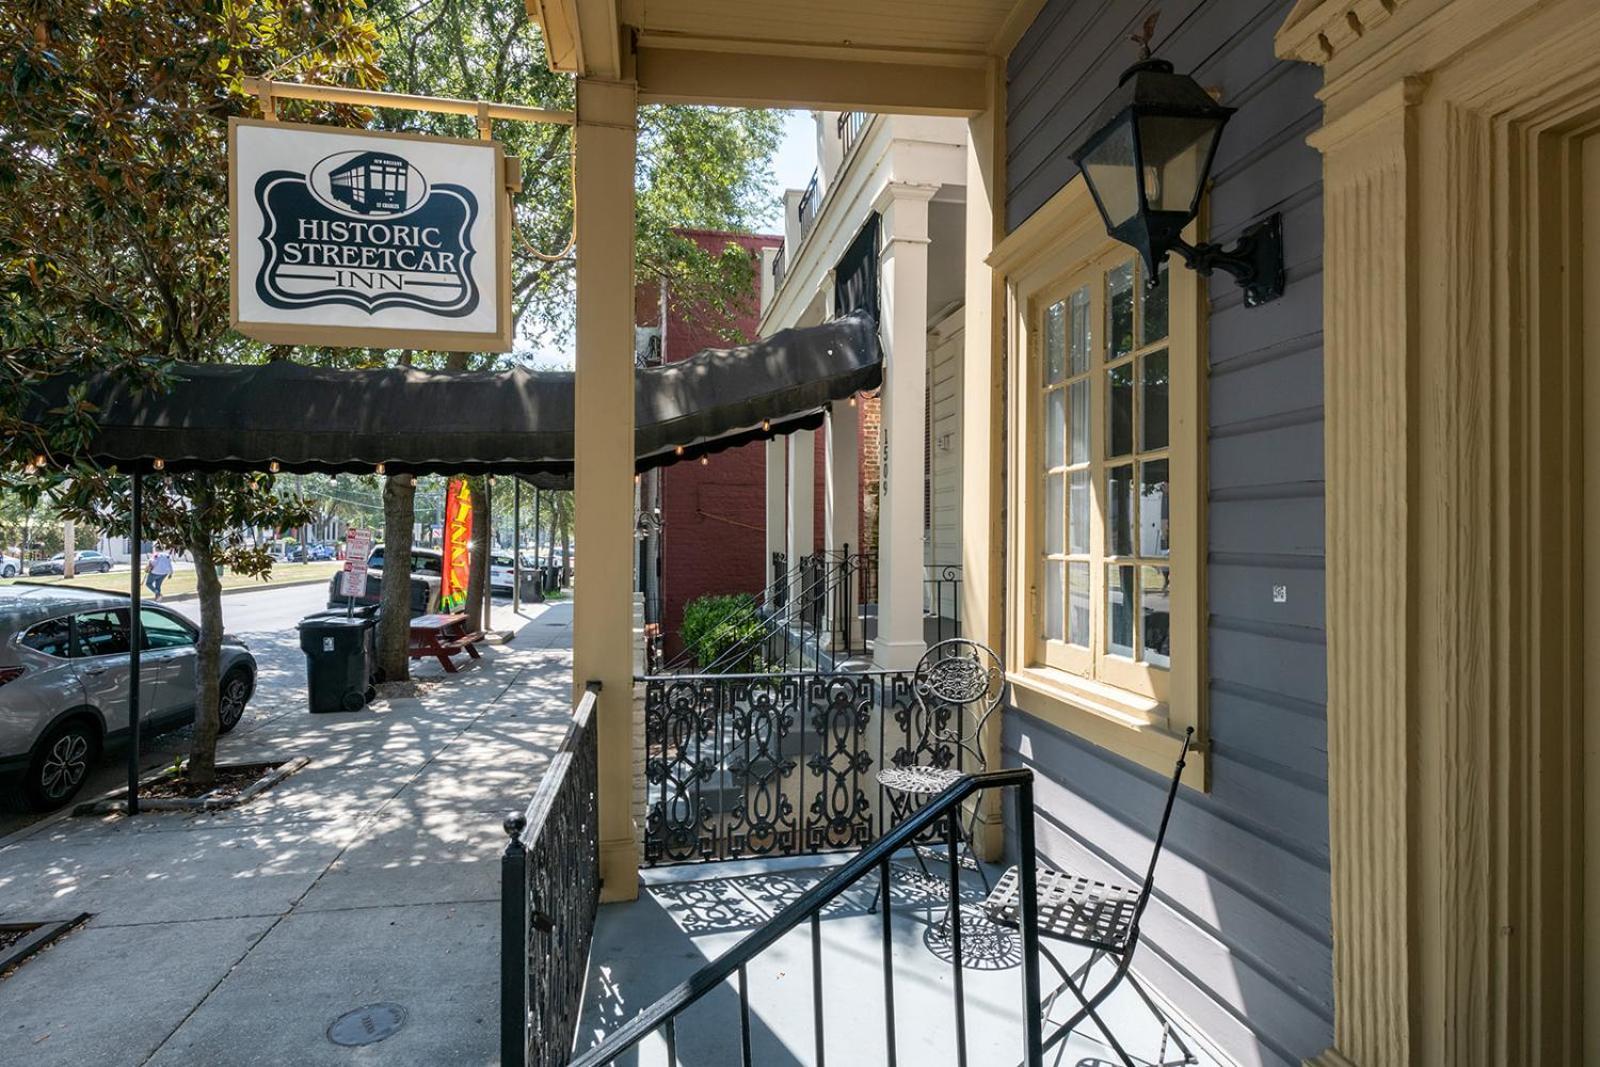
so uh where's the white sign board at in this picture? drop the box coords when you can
[230,119,510,351]
[340,527,374,598]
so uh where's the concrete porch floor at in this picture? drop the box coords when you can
[577,849,1231,1067]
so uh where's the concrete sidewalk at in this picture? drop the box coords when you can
[0,601,575,1066]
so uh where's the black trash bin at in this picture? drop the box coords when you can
[297,614,377,713]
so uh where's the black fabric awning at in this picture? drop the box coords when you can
[27,313,879,480]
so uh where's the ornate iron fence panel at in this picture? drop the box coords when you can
[501,685,600,1067]
[641,670,965,866]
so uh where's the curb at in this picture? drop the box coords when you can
[156,574,334,604]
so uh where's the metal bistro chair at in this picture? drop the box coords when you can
[875,639,1006,905]
[982,726,1198,1067]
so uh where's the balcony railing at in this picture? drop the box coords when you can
[837,110,869,160]
[772,243,786,291]
[500,683,601,1067]
[640,666,983,866]
[796,168,822,244]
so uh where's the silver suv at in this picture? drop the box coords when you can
[0,586,256,810]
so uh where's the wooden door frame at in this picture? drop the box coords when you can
[1279,1,1600,1062]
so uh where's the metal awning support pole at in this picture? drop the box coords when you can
[533,488,543,592]
[127,472,143,816]
[484,476,495,631]
[513,479,522,614]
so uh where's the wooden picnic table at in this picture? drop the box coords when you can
[408,612,484,673]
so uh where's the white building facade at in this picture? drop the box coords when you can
[760,111,968,669]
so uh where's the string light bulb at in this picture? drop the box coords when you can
[674,445,685,457]
[849,394,858,407]
[762,419,771,432]
[634,474,641,485]
[700,455,708,467]
[375,462,386,475]
[268,460,280,473]
[31,453,46,467]
[151,457,165,471]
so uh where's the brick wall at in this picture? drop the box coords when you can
[653,229,783,660]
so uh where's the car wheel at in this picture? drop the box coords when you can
[218,667,252,734]
[1,564,14,577]
[24,718,100,811]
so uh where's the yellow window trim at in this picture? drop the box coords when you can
[998,176,1209,791]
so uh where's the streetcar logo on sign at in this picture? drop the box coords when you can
[230,119,510,351]
[254,149,479,317]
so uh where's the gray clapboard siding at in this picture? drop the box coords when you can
[1004,1,1330,1063]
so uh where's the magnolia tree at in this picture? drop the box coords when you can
[52,474,309,782]
[0,1,384,786]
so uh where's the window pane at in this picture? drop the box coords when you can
[1045,388,1065,468]
[1043,561,1064,642]
[1141,349,1169,451]
[1108,564,1135,657]
[1044,473,1064,555]
[1141,263,1169,345]
[1141,566,1171,669]
[1068,562,1090,647]
[22,618,72,658]
[1044,300,1066,383]
[140,610,194,650]
[1108,362,1133,457]
[1139,459,1170,558]
[1068,285,1092,375]
[1068,470,1090,555]
[1108,262,1134,359]
[75,610,131,658]
[1068,380,1090,465]
[1107,464,1134,556]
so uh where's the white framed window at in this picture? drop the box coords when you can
[992,175,1205,783]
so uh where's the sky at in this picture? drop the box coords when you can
[761,110,821,229]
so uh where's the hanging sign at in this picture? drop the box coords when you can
[229,119,511,352]
[441,479,473,613]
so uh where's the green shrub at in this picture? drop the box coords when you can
[680,593,765,670]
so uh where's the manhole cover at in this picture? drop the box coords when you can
[327,1003,407,1047]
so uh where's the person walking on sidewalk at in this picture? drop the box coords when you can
[145,546,173,600]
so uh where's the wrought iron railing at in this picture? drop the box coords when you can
[772,243,787,290]
[926,563,962,643]
[837,110,870,160]
[640,668,979,866]
[797,169,822,243]
[500,682,601,1067]
[572,767,1045,1066]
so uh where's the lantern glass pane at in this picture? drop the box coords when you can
[1081,116,1140,227]
[1136,115,1220,213]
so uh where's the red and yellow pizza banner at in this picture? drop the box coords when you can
[441,478,473,612]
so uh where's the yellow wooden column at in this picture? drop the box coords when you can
[962,62,1006,861]
[574,75,639,904]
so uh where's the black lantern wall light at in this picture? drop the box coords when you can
[1069,23,1284,307]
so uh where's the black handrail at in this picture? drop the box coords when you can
[570,766,1044,1066]
[501,682,601,1067]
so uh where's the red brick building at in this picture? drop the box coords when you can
[640,230,782,658]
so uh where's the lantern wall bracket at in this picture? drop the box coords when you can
[1168,212,1285,308]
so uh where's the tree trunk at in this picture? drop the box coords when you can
[187,500,224,788]
[377,473,415,683]
[559,494,571,588]
[464,475,488,630]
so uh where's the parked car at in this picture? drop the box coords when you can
[0,585,256,810]
[326,545,442,616]
[0,554,19,579]
[489,553,520,592]
[27,550,114,576]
